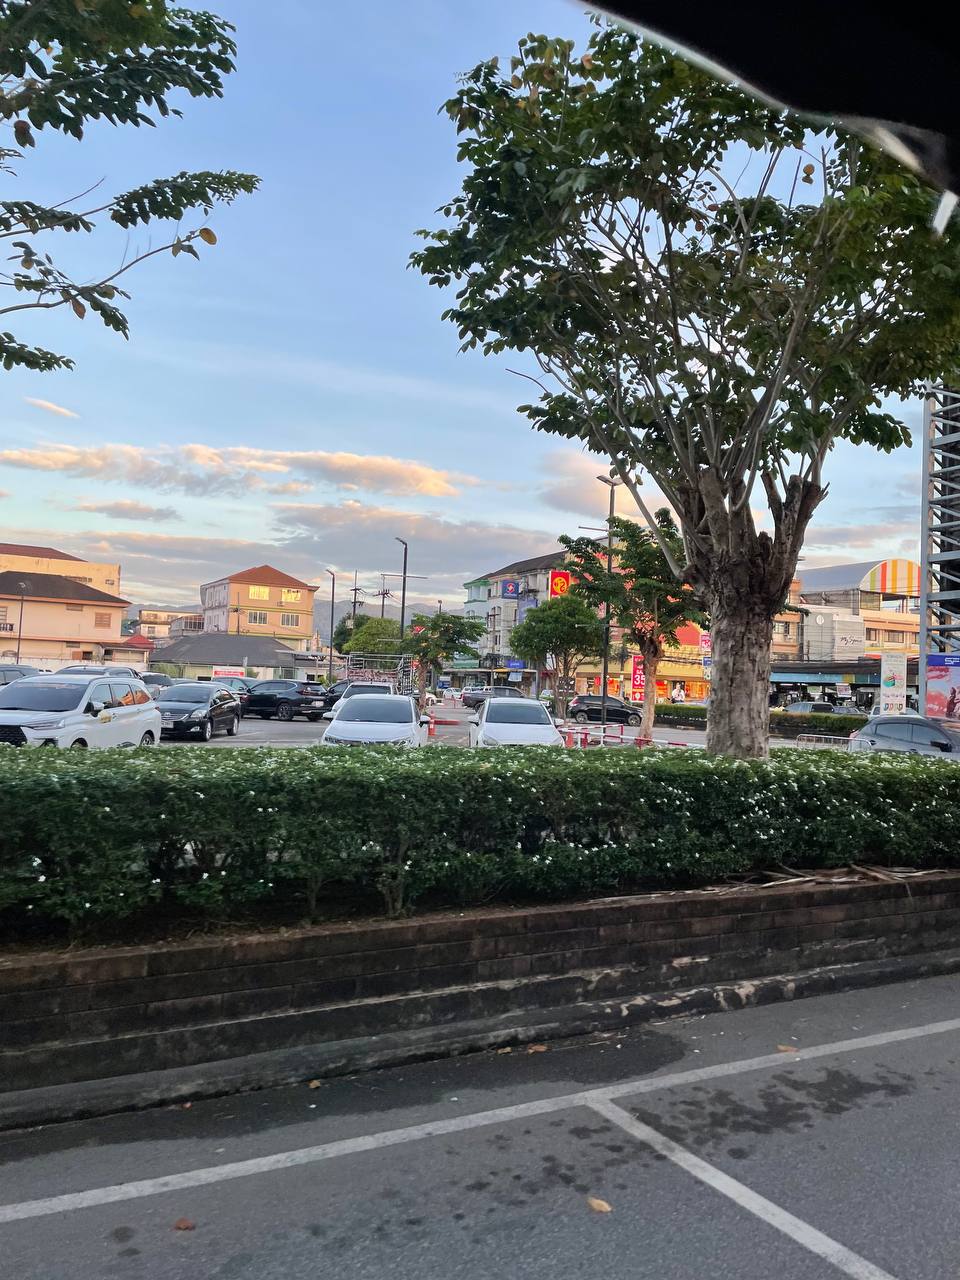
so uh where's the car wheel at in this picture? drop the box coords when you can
[276,702,294,722]
[227,715,240,737]
[69,739,87,749]
[139,731,155,747]
[574,711,589,723]
[627,713,641,727]
[200,719,213,742]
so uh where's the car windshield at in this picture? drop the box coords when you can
[0,681,85,712]
[157,686,210,704]
[486,702,550,725]
[344,684,390,697]
[337,697,412,723]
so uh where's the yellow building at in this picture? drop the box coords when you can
[0,542,121,595]
[0,572,131,665]
[200,564,318,652]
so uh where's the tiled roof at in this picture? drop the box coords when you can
[466,550,564,585]
[0,572,128,606]
[154,634,298,665]
[218,564,316,591]
[0,542,82,561]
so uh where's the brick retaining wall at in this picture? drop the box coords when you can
[3,873,960,1093]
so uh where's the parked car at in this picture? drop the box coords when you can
[0,674,160,749]
[156,683,241,741]
[781,700,840,715]
[0,664,39,686]
[567,694,642,726]
[204,675,257,714]
[322,694,429,749]
[244,679,327,721]
[469,697,564,748]
[315,678,351,714]
[849,714,960,758]
[56,663,141,678]
[320,679,396,717]
[461,685,526,710]
[140,672,175,693]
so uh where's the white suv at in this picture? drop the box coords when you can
[0,674,161,749]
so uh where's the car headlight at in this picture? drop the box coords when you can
[189,709,206,720]
[26,719,65,730]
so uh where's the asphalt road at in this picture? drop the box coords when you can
[162,704,725,750]
[3,974,959,1279]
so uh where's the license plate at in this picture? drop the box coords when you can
[310,700,323,706]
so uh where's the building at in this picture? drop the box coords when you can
[151,633,299,680]
[132,608,198,643]
[168,613,205,640]
[200,565,318,652]
[461,552,566,688]
[798,559,920,658]
[0,572,133,666]
[0,542,121,595]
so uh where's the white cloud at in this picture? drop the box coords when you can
[23,397,79,419]
[0,442,477,499]
[72,499,180,523]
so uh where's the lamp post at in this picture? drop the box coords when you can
[395,537,409,637]
[596,475,624,735]
[326,569,335,683]
[14,579,28,663]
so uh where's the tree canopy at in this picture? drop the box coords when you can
[0,0,258,372]
[343,616,400,655]
[412,23,960,756]
[561,508,706,735]
[403,611,485,693]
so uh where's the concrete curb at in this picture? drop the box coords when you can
[4,945,960,1133]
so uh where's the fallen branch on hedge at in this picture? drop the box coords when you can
[0,745,956,933]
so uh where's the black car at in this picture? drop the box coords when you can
[140,672,175,693]
[0,664,39,685]
[156,683,241,741]
[204,675,257,714]
[567,694,642,726]
[316,678,352,714]
[461,685,526,710]
[245,679,328,721]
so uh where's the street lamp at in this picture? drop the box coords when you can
[326,569,335,683]
[395,537,409,637]
[14,580,29,664]
[596,475,624,735]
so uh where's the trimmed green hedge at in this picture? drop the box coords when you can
[1,745,957,934]
[653,703,868,736]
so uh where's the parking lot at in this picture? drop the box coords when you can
[3,973,959,1278]
[162,703,716,750]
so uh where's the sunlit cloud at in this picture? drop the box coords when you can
[23,397,79,419]
[0,442,477,498]
[72,499,180,523]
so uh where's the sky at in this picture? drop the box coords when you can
[0,0,924,610]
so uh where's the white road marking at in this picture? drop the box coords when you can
[590,1097,898,1280]
[2,1014,960,1225]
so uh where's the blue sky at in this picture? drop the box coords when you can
[0,0,923,606]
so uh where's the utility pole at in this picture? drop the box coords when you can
[14,580,28,663]
[326,569,335,683]
[350,571,365,623]
[395,538,409,637]
[596,474,623,736]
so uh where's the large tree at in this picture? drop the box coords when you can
[509,594,604,717]
[412,25,960,757]
[561,509,707,739]
[0,0,258,372]
[403,611,485,696]
[342,616,400,655]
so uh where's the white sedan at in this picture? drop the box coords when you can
[321,694,429,749]
[469,697,564,748]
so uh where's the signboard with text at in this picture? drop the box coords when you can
[879,652,908,715]
[926,654,960,719]
[501,579,520,599]
[212,665,245,678]
[548,570,572,598]
[630,654,646,701]
[698,632,712,654]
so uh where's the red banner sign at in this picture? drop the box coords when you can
[631,655,646,699]
[549,570,572,598]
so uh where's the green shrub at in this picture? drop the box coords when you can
[652,703,867,735]
[1,745,956,933]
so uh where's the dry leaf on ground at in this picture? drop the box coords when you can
[173,1218,196,1232]
[776,1044,798,1053]
[496,1047,512,1055]
[527,1044,548,1054]
[307,1079,322,1089]
[587,1196,612,1213]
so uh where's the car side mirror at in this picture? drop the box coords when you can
[936,740,953,752]
[87,699,105,716]
[469,714,480,725]
[322,710,335,720]
[419,714,431,726]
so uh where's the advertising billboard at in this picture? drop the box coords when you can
[548,570,572,598]
[878,652,908,715]
[500,579,520,599]
[925,654,960,719]
[630,654,646,701]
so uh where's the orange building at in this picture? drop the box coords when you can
[200,565,318,652]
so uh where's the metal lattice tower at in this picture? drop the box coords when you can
[919,386,960,705]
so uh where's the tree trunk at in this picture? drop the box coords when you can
[706,596,773,758]
[641,649,659,741]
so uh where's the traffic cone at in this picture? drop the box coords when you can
[428,712,437,738]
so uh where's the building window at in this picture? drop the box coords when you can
[773,621,792,637]
[247,610,268,625]
[94,612,110,628]
[0,607,6,624]
[146,626,156,635]
[281,589,301,603]
[885,631,906,644]
[865,628,880,642]
[248,585,269,600]
[280,612,301,628]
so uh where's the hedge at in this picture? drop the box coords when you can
[653,703,868,735]
[1,745,957,936]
